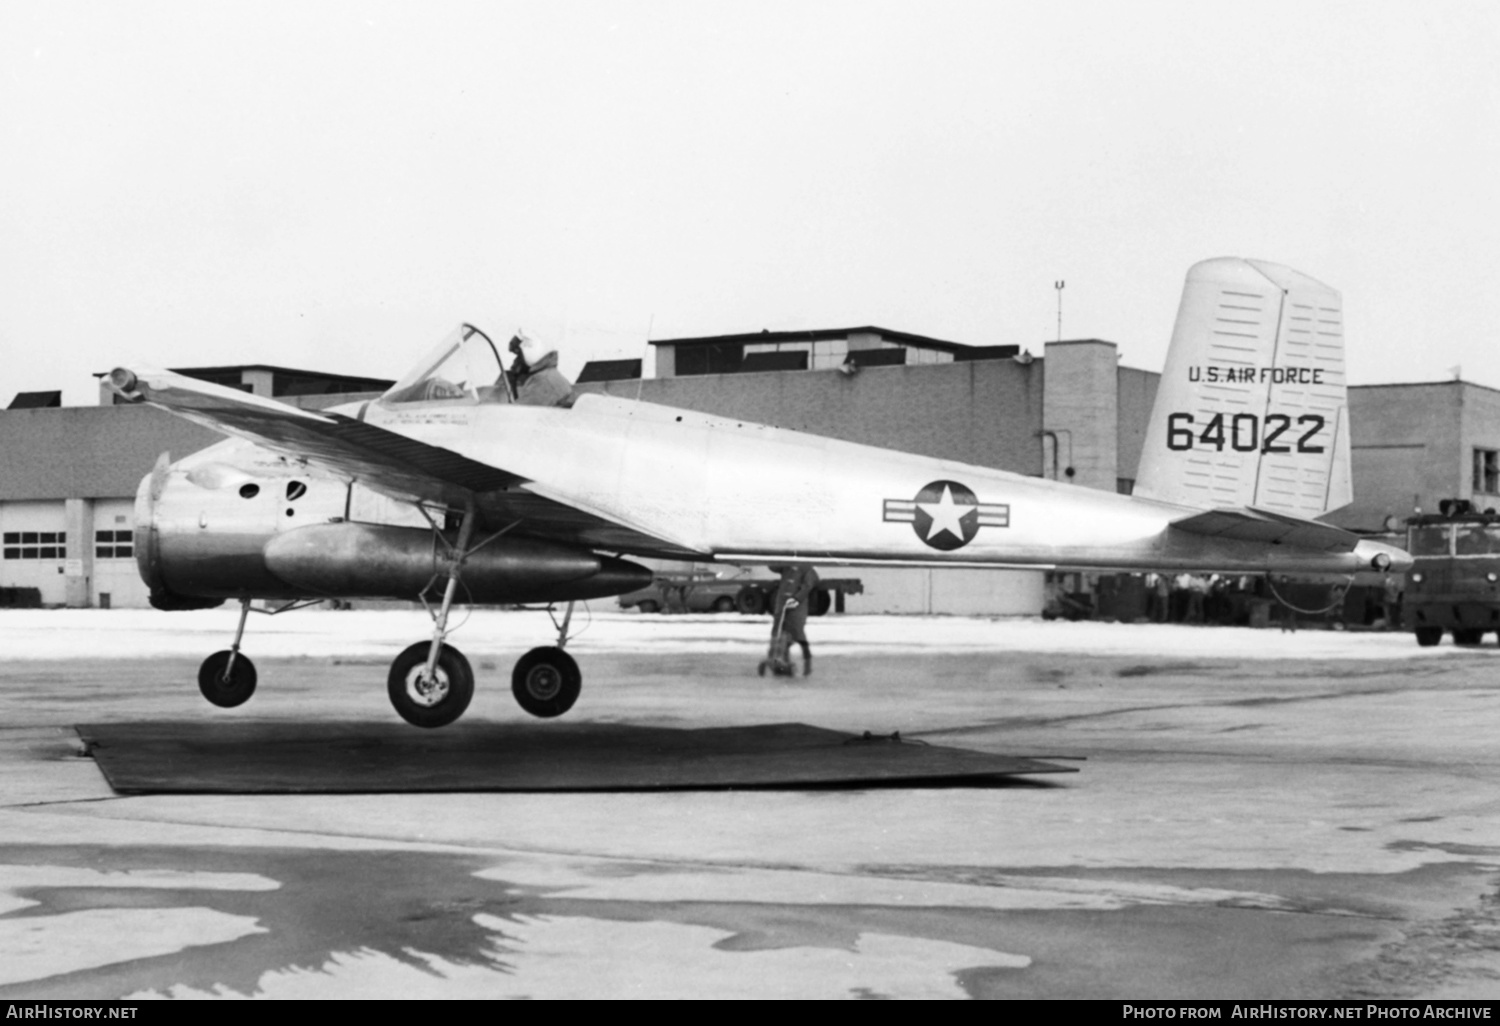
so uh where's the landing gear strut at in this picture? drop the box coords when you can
[388,499,484,728]
[198,598,257,707]
[384,503,592,726]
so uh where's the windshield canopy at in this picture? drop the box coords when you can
[1455,523,1500,556]
[1409,525,1452,557]
[382,324,510,405]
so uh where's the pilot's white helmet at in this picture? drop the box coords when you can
[513,329,555,364]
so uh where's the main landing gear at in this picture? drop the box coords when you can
[386,505,587,726]
[384,499,485,728]
[192,503,589,728]
[511,602,581,718]
[387,640,474,728]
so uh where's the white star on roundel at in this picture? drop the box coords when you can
[916,484,974,545]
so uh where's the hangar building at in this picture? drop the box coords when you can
[0,331,1488,611]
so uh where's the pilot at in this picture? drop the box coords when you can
[508,331,575,408]
[771,564,820,677]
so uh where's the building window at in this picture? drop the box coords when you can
[847,347,907,369]
[1475,449,1499,494]
[95,530,134,559]
[3,531,65,560]
[673,343,744,376]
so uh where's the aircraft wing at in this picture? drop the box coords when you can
[107,365,705,558]
[108,366,524,501]
[1168,506,1361,553]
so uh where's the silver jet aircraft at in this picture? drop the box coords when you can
[106,257,1411,727]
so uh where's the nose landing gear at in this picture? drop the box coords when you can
[198,598,257,707]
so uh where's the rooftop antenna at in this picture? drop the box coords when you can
[635,313,654,402]
[1054,280,1065,342]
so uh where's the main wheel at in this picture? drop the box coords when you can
[512,646,581,718]
[388,642,474,728]
[637,599,661,614]
[198,650,257,708]
[1414,626,1443,647]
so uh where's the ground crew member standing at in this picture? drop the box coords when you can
[1382,574,1403,631]
[772,564,820,676]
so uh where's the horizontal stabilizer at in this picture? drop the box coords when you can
[1169,506,1360,553]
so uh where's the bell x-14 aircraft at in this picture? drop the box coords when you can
[106,257,1411,728]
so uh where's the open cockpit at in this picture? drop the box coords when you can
[381,324,574,407]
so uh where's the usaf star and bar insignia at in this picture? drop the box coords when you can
[883,480,1009,551]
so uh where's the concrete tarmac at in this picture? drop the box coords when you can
[1,616,1499,999]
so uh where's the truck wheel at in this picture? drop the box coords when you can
[1453,628,1484,646]
[637,599,660,614]
[736,586,765,616]
[1415,626,1443,647]
[712,595,736,613]
[811,589,832,616]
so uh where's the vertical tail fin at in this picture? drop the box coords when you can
[1134,257,1351,518]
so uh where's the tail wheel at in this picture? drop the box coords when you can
[198,650,257,708]
[388,642,474,728]
[512,646,581,718]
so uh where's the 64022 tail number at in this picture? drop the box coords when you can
[1166,412,1325,454]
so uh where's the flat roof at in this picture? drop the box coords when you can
[649,326,976,354]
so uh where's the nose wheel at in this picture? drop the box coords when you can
[198,598,257,708]
[198,650,258,707]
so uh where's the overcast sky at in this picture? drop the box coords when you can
[3,0,1497,405]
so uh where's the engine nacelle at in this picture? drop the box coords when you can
[133,446,651,604]
[263,522,650,603]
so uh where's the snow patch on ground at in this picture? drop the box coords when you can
[0,607,1455,662]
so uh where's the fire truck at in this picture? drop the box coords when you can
[1404,499,1500,646]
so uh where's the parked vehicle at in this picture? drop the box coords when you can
[617,568,863,615]
[1403,500,1500,646]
